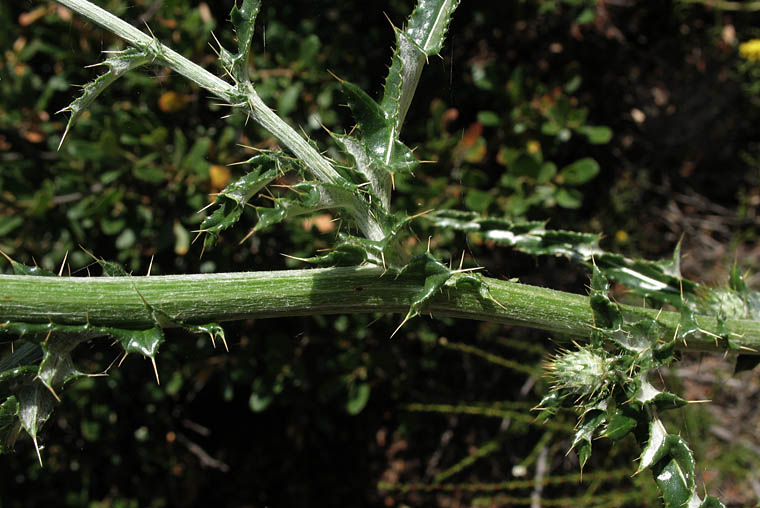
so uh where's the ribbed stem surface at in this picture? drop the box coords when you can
[2,268,758,353]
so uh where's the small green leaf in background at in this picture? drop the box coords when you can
[465,189,493,212]
[346,383,370,415]
[559,157,600,185]
[0,216,24,237]
[511,153,541,178]
[576,125,613,144]
[554,188,583,208]
[476,110,501,127]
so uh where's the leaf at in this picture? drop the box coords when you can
[37,332,94,399]
[249,377,273,412]
[559,158,600,185]
[464,189,493,212]
[571,408,607,470]
[230,0,260,60]
[200,153,284,247]
[183,323,228,351]
[395,252,453,332]
[218,0,261,83]
[249,392,273,412]
[333,134,391,210]
[380,0,460,140]
[16,378,58,464]
[109,327,165,359]
[637,417,670,473]
[576,125,612,144]
[604,409,637,440]
[652,435,696,508]
[510,153,541,178]
[554,188,583,209]
[0,396,21,454]
[339,81,418,174]
[406,0,461,55]
[0,251,56,276]
[58,48,153,148]
[429,210,602,259]
[698,497,726,508]
[254,181,359,233]
[346,382,371,415]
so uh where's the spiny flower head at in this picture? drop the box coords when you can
[545,346,614,404]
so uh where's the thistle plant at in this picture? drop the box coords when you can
[2,1,760,506]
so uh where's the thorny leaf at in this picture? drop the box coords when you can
[0,252,56,277]
[58,47,155,148]
[429,210,600,260]
[604,408,637,440]
[224,0,261,82]
[652,435,697,508]
[199,152,285,247]
[335,81,418,207]
[405,0,461,55]
[253,181,361,233]
[637,417,670,474]
[571,407,607,470]
[0,396,21,454]
[395,252,453,330]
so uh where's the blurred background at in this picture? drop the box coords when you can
[1,0,760,506]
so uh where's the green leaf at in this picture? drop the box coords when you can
[249,377,273,412]
[406,0,461,55]
[576,125,612,144]
[395,252,453,331]
[477,111,501,126]
[464,189,493,212]
[0,216,24,237]
[110,327,165,359]
[604,409,637,440]
[16,377,58,464]
[380,0,460,136]
[200,153,284,247]
[346,383,371,415]
[254,180,361,233]
[37,332,95,398]
[0,251,56,276]
[510,153,541,178]
[0,396,21,454]
[571,408,606,470]
[58,47,153,148]
[429,210,602,259]
[554,188,583,208]
[637,417,670,473]
[0,343,42,372]
[249,392,273,412]
[183,323,227,351]
[699,497,726,508]
[340,81,418,174]
[222,0,261,82]
[652,435,696,508]
[558,158,600,185]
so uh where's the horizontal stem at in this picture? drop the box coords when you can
[1,268,758,354]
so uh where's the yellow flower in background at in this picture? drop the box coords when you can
[739,39,760,61]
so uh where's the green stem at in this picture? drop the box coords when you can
[53,0,385,241]
[2,268,758,353]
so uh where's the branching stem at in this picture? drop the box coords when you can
[53,0,385,241]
